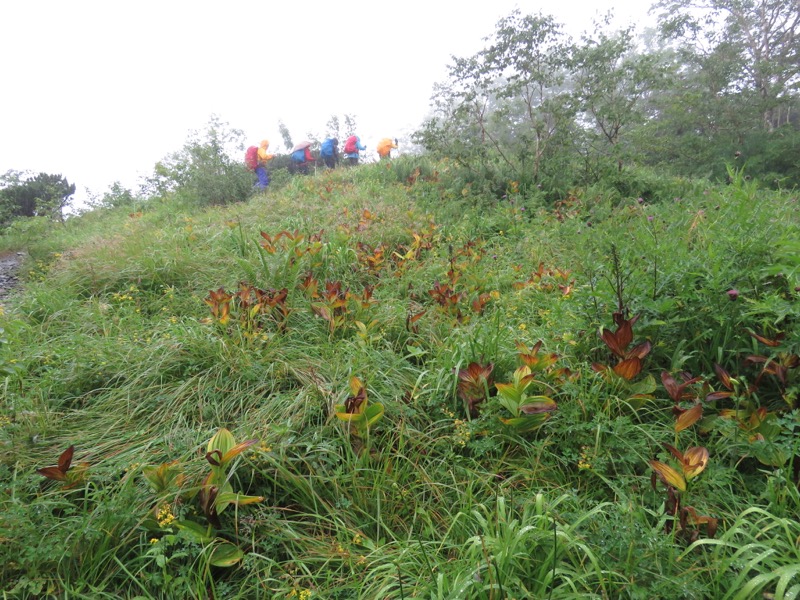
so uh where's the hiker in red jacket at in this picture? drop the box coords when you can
[343,135,366,166]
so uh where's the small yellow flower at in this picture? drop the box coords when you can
[518,323,527,330]
[156,503,176,528]
[453,419,471,447]
[150,538,159,544]
[353,533,363,545]
[578,446,593,470]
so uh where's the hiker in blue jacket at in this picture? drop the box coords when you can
[343,135,366,166]
[320,137,339,169]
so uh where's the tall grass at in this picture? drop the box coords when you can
[1,163,798,598]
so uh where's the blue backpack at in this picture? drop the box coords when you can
[321,138,335,157]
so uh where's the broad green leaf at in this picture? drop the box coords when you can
[209,542,244,568]
[207,428,235,461]
[363,403,384,427]
[500,413,552,433]
[215,490,264,514]
[141,462,183,493]
[628,374,657,395]
[175,520,213,544]
[750,441,788,467]
[495,382,523,412]
[625,394,654,410]
[334,408,366,424]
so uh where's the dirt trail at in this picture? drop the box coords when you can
[0,251,24,301]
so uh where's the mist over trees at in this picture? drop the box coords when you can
[416,2,800,198]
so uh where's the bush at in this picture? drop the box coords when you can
[144,115,253,207]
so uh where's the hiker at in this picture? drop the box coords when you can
[377,138,398,160]
[343,135,366,166]
[290,141,315,175]
[320,137,339,169]
[245,140,275,190]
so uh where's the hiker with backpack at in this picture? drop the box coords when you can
[290,141,315,175]
[343,135,366,166]
[377,138,398,160]
[245,140,275,189]
[320,137,339,169]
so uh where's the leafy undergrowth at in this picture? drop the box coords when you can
[1,162,799,599]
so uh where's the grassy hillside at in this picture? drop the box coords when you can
[1,161,799,598]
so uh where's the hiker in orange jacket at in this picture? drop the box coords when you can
[255,139,275,188]
[377,138,398,160]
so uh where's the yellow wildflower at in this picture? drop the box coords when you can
[578,446,593,470]
[156,504,176,528]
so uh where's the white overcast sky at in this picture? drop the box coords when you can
[0,1,654,201]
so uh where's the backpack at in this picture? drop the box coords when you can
[344,136,358,154]
[320,138,334,157]
[245,146,259,170]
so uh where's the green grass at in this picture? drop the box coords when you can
[1,161,799,598]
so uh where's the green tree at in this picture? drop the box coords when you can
[416,11,579,194]
[572,20,668,175]
[343,114,358,138]
[0,170,76,226]
[326,114,341,140]
[278,121,293,152]
[144,115,251,206]
[655,0,800,132]
[641,0,800,184]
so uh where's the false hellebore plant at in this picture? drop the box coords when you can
[141,428,263,568]
[495,364,558,434]
[334,377,385,439]
[649,444,717,543]
[457,361,494,417]
[592,312,655,409]
[36,445,89,489]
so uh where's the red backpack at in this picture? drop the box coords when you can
[245,146,259,170]
[344,136,358,154]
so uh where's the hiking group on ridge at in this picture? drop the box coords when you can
[245,135,399,190]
